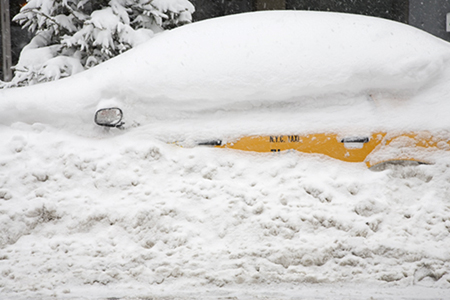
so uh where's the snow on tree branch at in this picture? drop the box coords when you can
[1,0,194,88]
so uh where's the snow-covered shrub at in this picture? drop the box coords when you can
[1,0,194,88]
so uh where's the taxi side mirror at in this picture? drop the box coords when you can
[94,108,124,128]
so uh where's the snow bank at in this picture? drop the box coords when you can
[0,123,450,299]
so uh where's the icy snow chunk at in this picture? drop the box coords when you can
[9,136,27,153]
[0,189,12,200]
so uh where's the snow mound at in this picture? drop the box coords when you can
[1,11,450,132]
[1,124,450,299]
[117,10,450,102]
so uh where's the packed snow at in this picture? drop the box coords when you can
[1,11,450,299]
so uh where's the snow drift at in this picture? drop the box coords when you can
[1,125,450,299]
[1,11,450,134]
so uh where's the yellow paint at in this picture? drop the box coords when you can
[215,131,450,168]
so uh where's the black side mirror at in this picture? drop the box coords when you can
[94,108,124,128]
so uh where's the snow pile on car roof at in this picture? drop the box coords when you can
[116,10,450,102]
[1,11,450,131]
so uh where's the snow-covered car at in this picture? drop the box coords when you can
[91,11,450,169]
[95,106,450,169]
[3,12,450,298]
[2,11,450,169]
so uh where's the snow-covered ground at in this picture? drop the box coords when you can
[1,11,450,299]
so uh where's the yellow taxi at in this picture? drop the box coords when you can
[209,131,450,169]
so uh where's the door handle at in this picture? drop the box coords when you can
[340,137,369,143]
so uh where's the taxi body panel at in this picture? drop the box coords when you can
[216,132,450,168]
